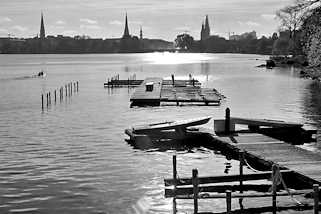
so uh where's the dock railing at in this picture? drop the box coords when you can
[164,155,320,213]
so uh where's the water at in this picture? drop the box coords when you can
[0,53,320,213]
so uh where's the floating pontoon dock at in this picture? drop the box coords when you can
[130,77,224,106]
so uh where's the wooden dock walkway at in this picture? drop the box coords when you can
[162,108,320,213]
[216,132,321,185]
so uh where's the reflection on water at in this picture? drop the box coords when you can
[0,53,321,213]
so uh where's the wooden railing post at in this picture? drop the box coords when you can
[226,190,232,214]
[225,108,230,134]
[173,155,177,214]
[239,151,244,192]
[314,184,319,214]
[272,164,278,214]
[192,169,199,214]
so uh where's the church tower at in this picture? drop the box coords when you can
[40,12,45,39]
[200,15,210,40]
[122,13,130,38]
[139,26,143,40]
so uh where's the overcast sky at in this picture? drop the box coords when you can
[0,0,293,41]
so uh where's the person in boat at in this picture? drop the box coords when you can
[37,71,44,77]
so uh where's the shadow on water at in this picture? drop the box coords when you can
[125,133,213,153]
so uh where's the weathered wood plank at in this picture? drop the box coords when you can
[231,117,303,128]
[214,132,321,184]
[165,184,273,197]
[164,170,293,186]
[175,189,311,199]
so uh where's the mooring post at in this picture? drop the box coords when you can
[173,155,177,214]
[49,92,51,105]
[77,81,79,92]
[171,74,175,86]
[192,169,199,214]
[70,82,72,96]
[226,190,232,214]
[65,85,67,97]
[272,164,278,214]
[173,155,177,186]
[314,184,319,214]
[192,78,195,87]
[54,90,56,103]
[225,108,230,134]
[41,94,44,110]
[239,151,244,193]
[74,82,76,92]
[46,93,49,107]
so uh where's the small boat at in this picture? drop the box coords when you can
[125,116,211,143]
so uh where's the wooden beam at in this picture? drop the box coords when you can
[164,170,293,186]
[174,189,311,199]
[165,184,273,197]
[231,117,302,128]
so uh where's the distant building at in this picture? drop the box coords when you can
[122,13,131,39]
[40,12,45,39]
[200,15,210,40]
[229,31,257,40]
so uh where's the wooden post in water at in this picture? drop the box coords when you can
[239,151,244,193]
[171,74,175,86]
[41,94,44,110]
[192,169,199,214]
[272,164,278,214]
[226,190,232,214]
[225,108,230,134]
[70,82,72,96]
[54,90,56,103]
[77,81,79,92]
[173,155,177,214]
[49,92,51,105]
[46,93,49,107]
[314,184,319,214]
[65,85,67,97]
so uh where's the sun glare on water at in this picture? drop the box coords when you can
[143,52,212,65]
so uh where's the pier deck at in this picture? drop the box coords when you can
[215,132,321,185]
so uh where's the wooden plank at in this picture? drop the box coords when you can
[175,189,311,199]
[231,117,303,128]
[165,184,272,197]
[164,170,293,186]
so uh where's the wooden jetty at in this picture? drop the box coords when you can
[163,108,320,213]
[130,76,224,106]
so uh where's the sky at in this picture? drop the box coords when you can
[0,0,294,41]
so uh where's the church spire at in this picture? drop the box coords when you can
[139,26,143,40]
[205,15,210,34]
[123,13,130,38]
[201,15,210,40]
[40,12,45,39]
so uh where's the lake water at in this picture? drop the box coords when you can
[0,53,321,214]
